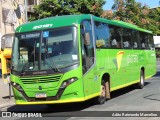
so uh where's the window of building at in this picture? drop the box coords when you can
[28,0,36,5]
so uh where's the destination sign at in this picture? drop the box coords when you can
[21,33,40,39]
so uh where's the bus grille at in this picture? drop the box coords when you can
[20,75,62,84]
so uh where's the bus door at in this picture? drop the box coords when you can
[80,20,96,97]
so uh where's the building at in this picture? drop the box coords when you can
[0,0,26,38]
[27,0,40,20]
[0,0,40,40]
[0,0,26,72]
[0,0,40,78]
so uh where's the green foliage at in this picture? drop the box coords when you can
[31,0,105,20]
[103,0,160,35]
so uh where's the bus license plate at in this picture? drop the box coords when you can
[35,93,47,98]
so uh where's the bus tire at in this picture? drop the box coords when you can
[106,81,111,99]
[94,80,106,104]
[137,70,145,89]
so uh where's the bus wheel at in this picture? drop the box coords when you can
[95,80,106,104]
[137,70,145,89]
[106,81,111,99]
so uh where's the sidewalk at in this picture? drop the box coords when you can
[0,78,15,108]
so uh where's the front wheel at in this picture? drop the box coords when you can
[94,80,106,104]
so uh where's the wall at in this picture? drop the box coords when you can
[0,0,26,48]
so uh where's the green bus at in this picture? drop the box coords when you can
[10,14,156,105]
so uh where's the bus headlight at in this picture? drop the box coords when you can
[60,77,78,89]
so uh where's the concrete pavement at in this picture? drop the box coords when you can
[0,78,15,108]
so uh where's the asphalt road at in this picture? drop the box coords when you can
[1,62,160,120]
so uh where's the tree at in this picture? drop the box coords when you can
[30,0,105,21]
[148,7,160,35]
[105,0,160,34]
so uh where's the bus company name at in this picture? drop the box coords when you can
[33,24,53,30]
[127,54,138,64]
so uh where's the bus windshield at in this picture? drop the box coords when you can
[12,26,78,73]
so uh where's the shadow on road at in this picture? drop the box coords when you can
[153,71,160,77]
[111,82,150,99]
[144,93,160,101]
[7,99,96,113]
[2,95,14,99]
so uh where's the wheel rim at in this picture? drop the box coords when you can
[140,72,144,85]
[99,85,106,103]
[101,85,106,97]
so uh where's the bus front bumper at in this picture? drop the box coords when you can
[11,80,100,105]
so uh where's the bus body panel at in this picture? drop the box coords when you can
[11,14,156,105]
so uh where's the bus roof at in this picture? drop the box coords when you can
[15,14,90,33]
[16,14,152,34]
[93,16,152,34]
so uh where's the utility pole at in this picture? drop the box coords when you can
[24,0,28,22]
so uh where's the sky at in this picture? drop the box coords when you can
[103,0,160,10]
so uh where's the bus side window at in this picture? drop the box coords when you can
[148,34,155,50]
[139,32,149,49]
[111,39,117,46]
[94,22,110,48]
[122,29,132,49]
[109,25,123,49]
[133,42,138,48]
[131,30,140,49]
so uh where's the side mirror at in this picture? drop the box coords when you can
[84,32,90,46]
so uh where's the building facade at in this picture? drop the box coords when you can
[0,0,40,71]
[0,0,27,38]
[0,0,40,45]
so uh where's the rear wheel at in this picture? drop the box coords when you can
[105,81,111,99]
[137,70,145,89]
[94,80,106,104]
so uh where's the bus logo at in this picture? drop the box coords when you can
[117,51,125,72]
[33,24,53,30]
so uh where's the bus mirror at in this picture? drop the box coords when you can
[84,33,90,46]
